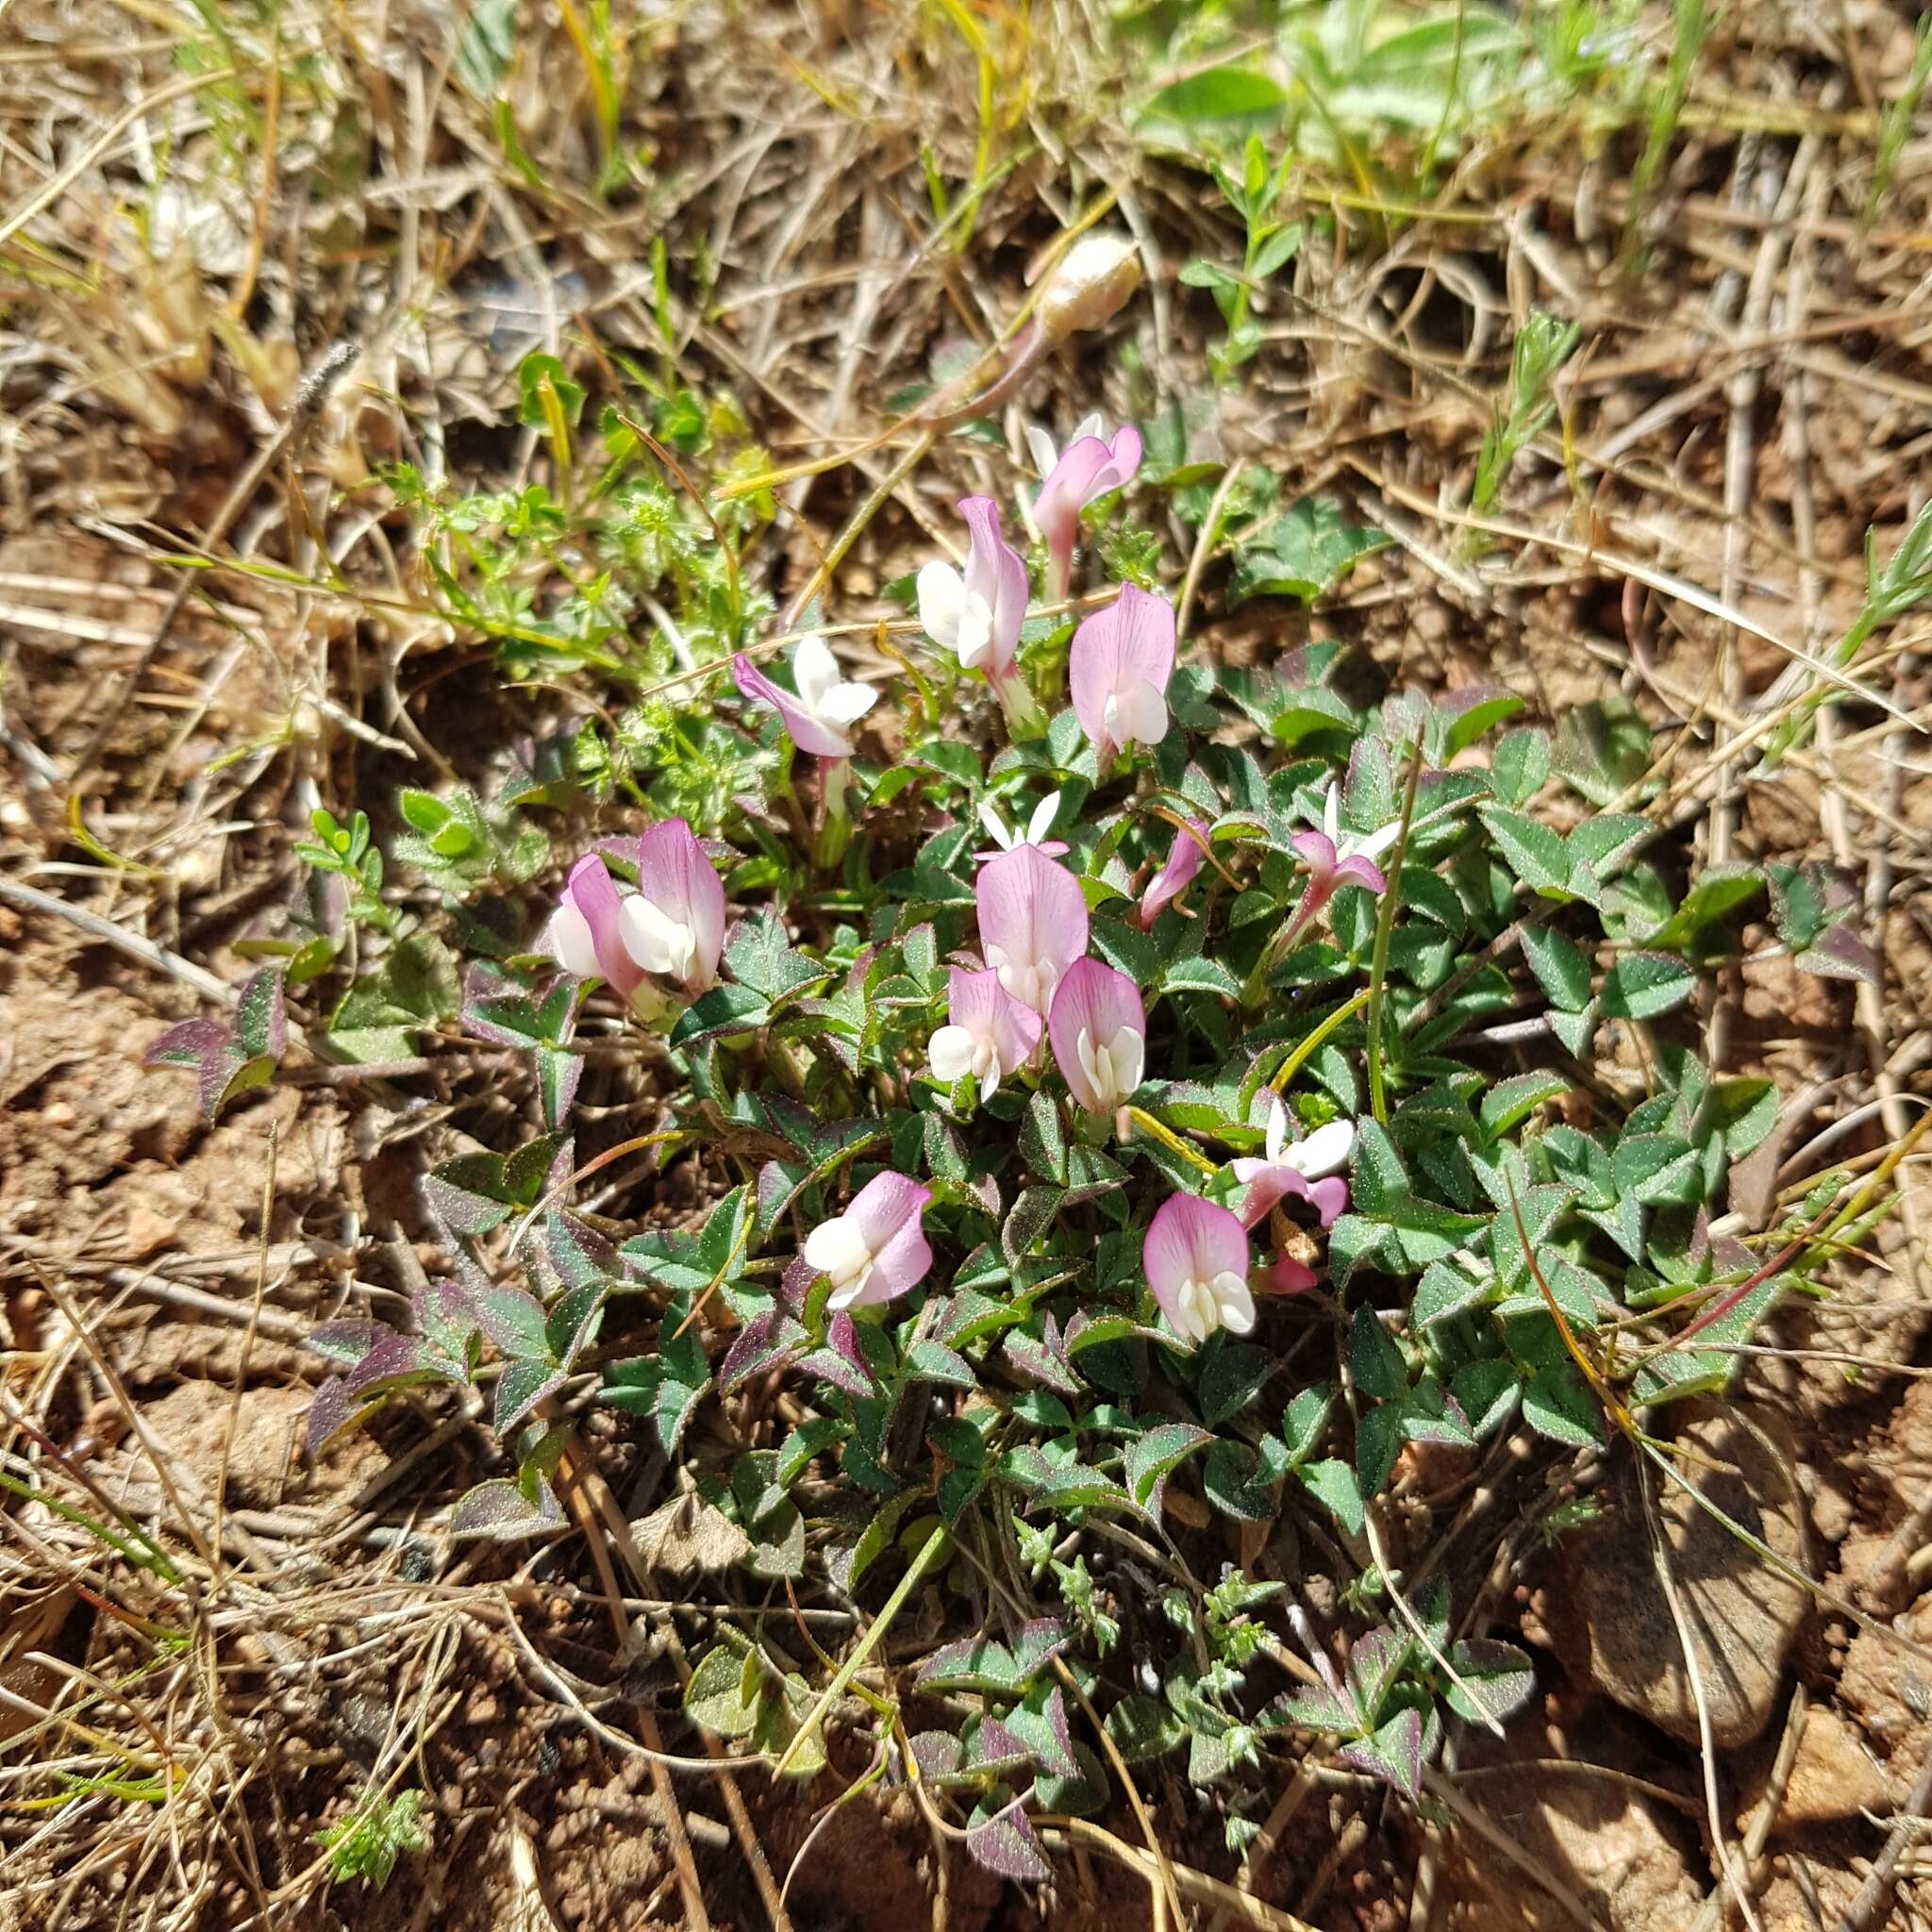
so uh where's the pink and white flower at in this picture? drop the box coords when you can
[543,855,648,1008]
[802,1173,934,1312]
[1048,957,1146,1115]
[975,842,1090,1018]
[975,790,1068,862]
[1136,815,1210,929]
[1027,417,1142,603]
[917,497,1029,680]
[1231,1099,1354,1232]
[928,967,1041,1100]
[1144,1193,1255,1343]
[614,818,726,997]
[1069,583,1174,767]
[732,637,876,758]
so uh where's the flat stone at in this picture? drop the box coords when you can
[1555,1404,1810,1748]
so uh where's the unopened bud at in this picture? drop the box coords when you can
[1036,233,1141,344]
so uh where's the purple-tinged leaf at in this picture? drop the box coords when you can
[466,1281,551,1359]
[1002,1328,1081,1396]
[460,965,546,1047]
[1009,1620,1073,1679]
[916,1638,1019,1694]
[1262,1683,1356,1734]
[233,966,288,1060]
[1339,1706,1425,1803]
[1124,1422,1212,1514]
[538,1209,619,1295]
[306,1376,363,1453]
[422,1153,516,1236]
[964,1797,1051,1884]
[536,1045,581,1129]
[965,1714,1033,1777]
[1442,1639,1536,1726]
[308,1319,388,1369]
[144,1017,229,1071]
[1797,922,1881,985]
[1008,1685,1078,1777]
[414,1280,476,1366]
[910,1731,966,1785]
[719,1307,806,1391]
[449,1475,565,1541]
[544,1277,608,1369]
[494,1357,565,1433]
[1346,1626,1413,1723]
[341,1330,440,1400]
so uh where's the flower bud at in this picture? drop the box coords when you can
[1035,233,1141,344]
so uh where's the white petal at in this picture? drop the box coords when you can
[955,592,994,671]
[1174,1276,1217,1343]
[1356,819,1405,861]
[1026,791,1060,844]
[547,903,602,980]
[929,1024,976,1083]
[1323,782,1341,842]
[1211,1271,1257,1335]
[1107,1025,1144,1102]
[1287,1118,1356,1179]
[619,895,695,981]
[792,636,843,710]
[1076,1024,1107,1101]
[804,1216,870,1288]
[825,1266,876,1312]
[1069,412,1103,445]
[1111,679,1168,748]
[978,801,1017,851]
[815,680,877,726]
[916,561,965,649]
[1265,1095,1290,1165]
[1025,424,1059,481]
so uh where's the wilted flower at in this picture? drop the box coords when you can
[975,790,1068,862]
[732,637,876,758]
[1263,1252,1320,1295]
[1035,232,1142,345]
[1137,816,1210,929]
[802,1173,934,1312]
[544,855,648,1008]
[1145,1193,1254,1344]
[1231,1100,1353,1231]
[1049,957,1145,1115]
[928,967,1042,1100]
[613,818,726,998]
[1027,417,1143,603]
[976,842,1090,1018]
[1070,583,1175,767]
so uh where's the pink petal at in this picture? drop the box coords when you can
[1143,1193,1249,1329]
[1069,585,1175,756]
[1035,437,1116,541]
[1047,958,1144,1113]
[1263,1254,1320,1295]
[958,496,1029,677]
[1307,1176,1349,1227]
[1137,817,1210,928]
[637,818,727,992]
[1291,829,1338,873]
[1333,856,1388,894]
[1232,1160,1315,1231]
[732,652,852,758]
[562,856,642,998]
[844,1171,933,1307]
[949,966,1041,1073]
[975,845,1090,1015]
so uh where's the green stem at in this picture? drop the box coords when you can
[1364,749,1425,1128]
[774,1522,951,1776]
[1269,986,1374,1096]
[1123,1107,1220,1176]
